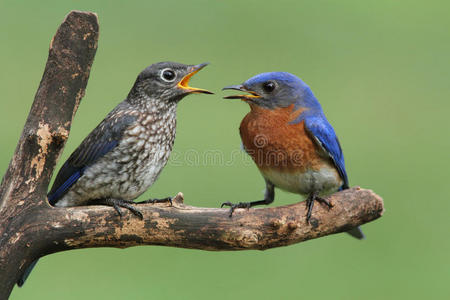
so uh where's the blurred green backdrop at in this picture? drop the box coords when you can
[1,0,449,299]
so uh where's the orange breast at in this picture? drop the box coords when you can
[240,103,328,173]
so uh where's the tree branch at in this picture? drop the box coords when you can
[0,10,384,298]
[0,10,98,208]
[41,187,383,252]
[0,10,98,296]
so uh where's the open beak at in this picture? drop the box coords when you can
[177,63,214,94]
[222,84,261,101]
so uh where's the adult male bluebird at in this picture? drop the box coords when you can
[17,62,212,286]
[222,72,364,240]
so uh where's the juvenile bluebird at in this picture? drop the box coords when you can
[17,62,213,286]
[222,72,364,239]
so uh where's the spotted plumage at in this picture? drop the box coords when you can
[18,61,212,287]
[51,96,177,207]
[47,62,212,210]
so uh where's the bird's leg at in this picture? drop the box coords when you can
[222,181,275,217]
[305,192,333,222]
[94,198,143,220]
[139,197,173,206]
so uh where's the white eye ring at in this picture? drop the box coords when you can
[160,68,176,82]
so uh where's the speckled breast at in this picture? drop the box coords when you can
[58,104,177,206]
[110,107,177,199]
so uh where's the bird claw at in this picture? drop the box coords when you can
[220,201,232,208]
[221,201,251,218]
[111,203,123,218]
[99,198,143,220]
[141,197,173,206]
[315,196,333,208]
[305,194,333,223]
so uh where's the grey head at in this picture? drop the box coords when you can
[128,62,213,104]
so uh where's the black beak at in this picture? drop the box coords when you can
[222,84,260,100]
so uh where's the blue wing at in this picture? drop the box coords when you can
[303,114,349,189]
[48,102,138,205]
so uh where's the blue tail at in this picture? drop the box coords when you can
[17,259,38,287]
[347,226,365,240]
[338,186,365,240]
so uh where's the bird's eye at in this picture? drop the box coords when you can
[160,68,176,82]
[262,81,276,93]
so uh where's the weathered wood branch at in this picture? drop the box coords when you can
[41,187,383,251]
[0,10,384,299]
[0,10,99,297]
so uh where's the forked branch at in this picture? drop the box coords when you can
[0,10,383,298]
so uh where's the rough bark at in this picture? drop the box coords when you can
[41,187,383,251]
[0,10,384,299]
[0,10,99,297]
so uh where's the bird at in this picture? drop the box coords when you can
[17,61,213,286]
[222,71,364,240]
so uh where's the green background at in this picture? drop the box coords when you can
[1,0,449,299]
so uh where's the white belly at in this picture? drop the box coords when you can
[260,166,342,196]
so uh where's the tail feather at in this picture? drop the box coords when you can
[339,186,365,240]
[17,259,38,287]
[346,226,365,240]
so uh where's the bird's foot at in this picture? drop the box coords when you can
[305,193,333,222]
[97,198,143,220]
[140,197,173,206]
[221,201,252,218]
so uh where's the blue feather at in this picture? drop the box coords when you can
[47,102,138,205]
[48,169,83,204]
[303,114,349,189]
[233,71,359,238]
[48,138,120,205]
